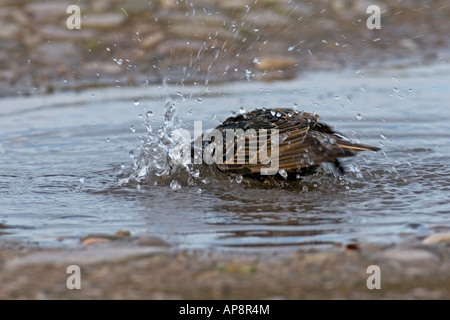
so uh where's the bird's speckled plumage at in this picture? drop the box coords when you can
[207,108,379,182]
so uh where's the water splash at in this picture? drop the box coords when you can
[124,98,184,185]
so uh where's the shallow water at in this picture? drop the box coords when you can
[1,63,449,252]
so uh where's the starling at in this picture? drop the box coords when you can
[199,108,380,184]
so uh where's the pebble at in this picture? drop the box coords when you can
[39,25,95,41]
[422,233,450,245]
[141,31,165,49]
[156,39,207,56]
[119,0,158,14]
[30,42,81,66]
[216,0,252,10]
[25,2,70,21]
[244,10,289,28]
[256,57,296,71]
[81,231,131,246]
[167,24,235,41]
[82,237,113,246]
[0,23,20,40]
[381,248,439,263]
[83,13,126,29]
[137,236,171,247]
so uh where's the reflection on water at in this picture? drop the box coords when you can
[0,64,449,251]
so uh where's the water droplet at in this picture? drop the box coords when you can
[408,88,413,93]
[130,125,136,132]
[106,138,111,142]
[239,106,247,114]
[235,174,243,184]
[170,180,181,190]
[276,112,282,117]
[197,97,203,103]
[393,87,399,93]
[278,169,288,179]
[253,28,260,32]
[252,57,260,64]
[245,69,252,81]
[288,46,295,52]
[129,150,135,158]
[113,58,123,65]
[146,110,154,118]
[79,177,85,184]
[270,110,276,116]
[356,113,363,120]
[106,47,111,52]
[133,100,140,106]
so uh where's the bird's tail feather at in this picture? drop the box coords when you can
[336,140,380,152]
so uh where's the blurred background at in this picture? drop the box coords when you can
[1,0,449,97]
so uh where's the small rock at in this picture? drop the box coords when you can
[167,23,234,41]
[0,40,21,51]
[382,248,439,263]
[137,236,170,247]
[399,38,420,52]
[30,42,81,66]
[244,10,288,28]
[120,0,159,14]
[81,61,123,76]
[26,2,70,21]
[115,230,131,238]
[256,56,296,71]
[82,237,113,246]
[156,39,206,56]
[422,233,450,245]
[83,13,126,29]
[0,23,20,40]
[80,233,121,246]
[141,31,164,49]
[345,243,360,250]
[39,25,95,41]
[216,0,252,10]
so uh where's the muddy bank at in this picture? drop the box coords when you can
[1,0,449,97]
[1,235,450,299]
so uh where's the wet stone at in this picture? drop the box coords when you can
[83,13,126,29]
[25,2,71,22]
[423,233,450,245]
[141,31,165,49]
[167,24,235,41]
[39,25,95,41]
[0,23,21,40]
[215,0,252,11]
[156,39,207,56]
[381,248,439,263]
[119,0,159,15]
[30,42,82,66]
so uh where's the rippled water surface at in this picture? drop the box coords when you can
[1,64,449,252]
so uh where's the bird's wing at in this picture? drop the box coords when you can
[217,109,316,174]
